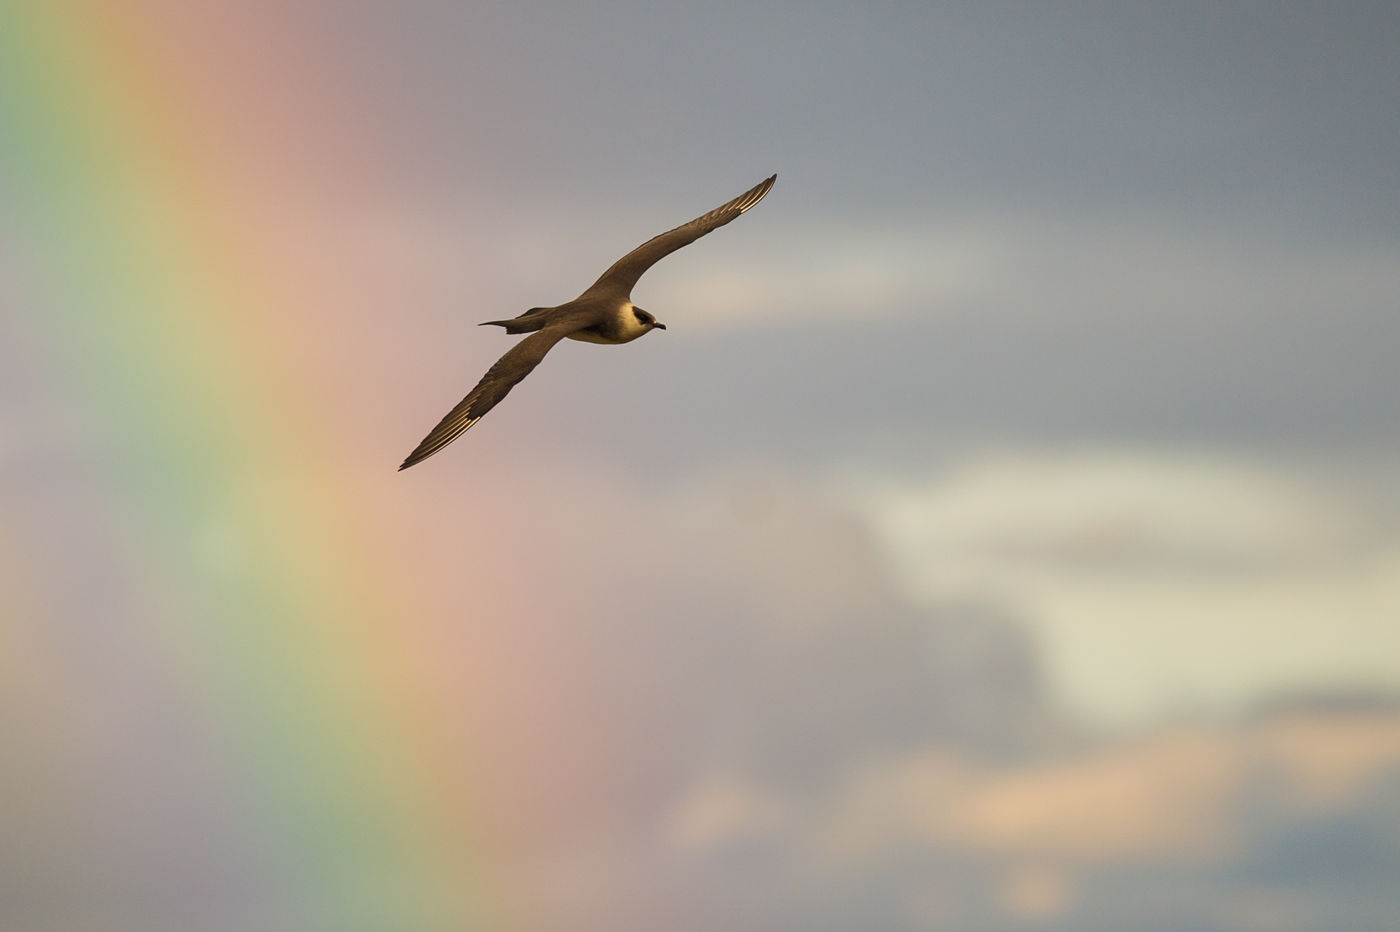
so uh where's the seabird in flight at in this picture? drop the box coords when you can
[398,174,776,470]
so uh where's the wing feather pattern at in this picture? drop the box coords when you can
[398,324,575,470]
[584,174,775,298]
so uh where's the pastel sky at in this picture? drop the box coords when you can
[4,2,1399,930]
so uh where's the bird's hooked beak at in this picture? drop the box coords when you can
[653,321,667,330]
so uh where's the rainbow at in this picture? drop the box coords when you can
[1,5,515,927]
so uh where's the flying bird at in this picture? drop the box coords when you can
[398,174,776,470]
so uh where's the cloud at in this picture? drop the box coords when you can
[844,449,1400,727]
[664,770,792,852]
[1253,711,1400,811]
[825,731,1244,864]
[853,450,1378,583]
[657,704,1400,928]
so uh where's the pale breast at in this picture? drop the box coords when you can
[565,302,649,344]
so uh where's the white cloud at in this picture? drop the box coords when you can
[842,449,1400,728]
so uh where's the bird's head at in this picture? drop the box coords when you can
[632,306,666,331]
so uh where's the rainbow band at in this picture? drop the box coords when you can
[2,5,500,926]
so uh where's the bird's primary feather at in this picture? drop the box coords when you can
[584,174,775,299]
[398,324,575,470]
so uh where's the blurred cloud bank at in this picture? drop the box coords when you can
[378,467,1400,931]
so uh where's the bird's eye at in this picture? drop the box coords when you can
[634,310,650,324]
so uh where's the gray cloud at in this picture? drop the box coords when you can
[536,260,1400,474]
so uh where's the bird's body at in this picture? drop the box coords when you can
[398,174,775,470]
[483,299,653,345]
[564,302,653,345]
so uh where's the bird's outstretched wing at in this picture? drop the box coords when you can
[398,323,577,470]
[583,174,775,298]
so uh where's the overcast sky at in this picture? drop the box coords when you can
[4,2,1400,930]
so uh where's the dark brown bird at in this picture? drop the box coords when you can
[398,174,776,470]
